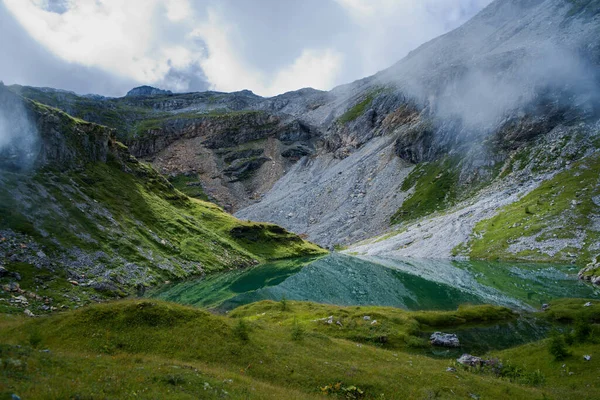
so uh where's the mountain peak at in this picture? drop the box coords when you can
[125,85,173,97]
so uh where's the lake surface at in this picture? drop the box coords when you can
[149,253,600,312]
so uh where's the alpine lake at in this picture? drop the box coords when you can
[149,253,600,357]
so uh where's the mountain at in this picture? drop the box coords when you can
[0,83,324,310]
[241,0,600,265]
[126,85,173,97]
[4,0,600,269]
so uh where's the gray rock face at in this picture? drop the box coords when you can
[126,86,172,97]
[236,136,413,247]
[430,332,460,347]
[238,0,600,248]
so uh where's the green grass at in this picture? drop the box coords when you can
[338,91,381,124]
[1,160,324,271]
[168,174,210,201]
[467,153,600,264]
[391,157,461,224]
[230,301,515,350]
[540,298,600,323]
[0,299,570,399]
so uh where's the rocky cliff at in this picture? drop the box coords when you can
[239,0,600,266]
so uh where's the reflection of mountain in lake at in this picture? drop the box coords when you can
[219,254,484,311]
[151,254,600,312]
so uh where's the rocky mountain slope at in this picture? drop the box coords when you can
[6,0,600,267]
[241,0,600,265]
[0,84,324,313]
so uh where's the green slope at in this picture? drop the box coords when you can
[1,299,599,399]
[0,93,325,312]
[465,152,600,265]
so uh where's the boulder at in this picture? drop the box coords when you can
[430,332,460,347]
[578,257,600,285]
[457,354,484,367]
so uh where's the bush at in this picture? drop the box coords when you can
[279,296,289,311]
[564,332,575,346]
[525,369,546,386]
[233,319,250,342]
[28,328,43,349]
[574,315,592,343]
[500,363,525,381]
[548,334,570,361]
[291,318,305,341]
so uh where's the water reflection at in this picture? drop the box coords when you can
[150,253,600,312]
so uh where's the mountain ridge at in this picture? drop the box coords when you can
[3,0,599,266]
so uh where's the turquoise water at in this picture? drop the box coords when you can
[149,253,600,312]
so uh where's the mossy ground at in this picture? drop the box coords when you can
[230,301,515,350]
[4,299,598,399]
[391,157,462,224]
[168,174,210,201]
[338,89,385,124]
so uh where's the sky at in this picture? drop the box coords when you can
[0,0,493,97]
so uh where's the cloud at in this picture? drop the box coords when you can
[270,49,343,95]
[333,0,493,77]
[1,0,492,96]
[0,85,40,171]
[3,0,190,83]
[0,1,138,96]
[191,7,343,96]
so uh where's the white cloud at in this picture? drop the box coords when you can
[2,0,492,96]
[192,8,342,96]
[334,0,493,76]
[270,49,343,95]
[3,0,181,84]
[165,0,190,22]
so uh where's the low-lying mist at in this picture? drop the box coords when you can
[388,42,600,135]
[433,45,598,130]
[0,84,40,172]
[375,0,600,137]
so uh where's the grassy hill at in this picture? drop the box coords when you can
[1,299,599,399]
[0,88,325,314]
